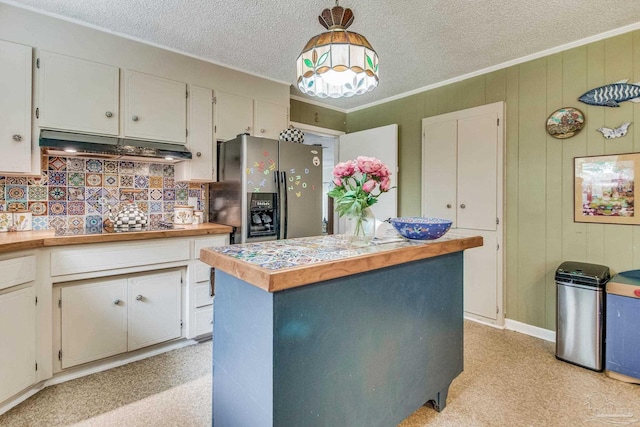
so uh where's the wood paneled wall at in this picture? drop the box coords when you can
[294,30,640,329]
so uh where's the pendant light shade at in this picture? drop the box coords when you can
[296,3,379,98]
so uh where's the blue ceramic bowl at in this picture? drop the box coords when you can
[389,217,453,240]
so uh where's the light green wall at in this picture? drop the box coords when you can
[302,30,640,329]
[290,99,347,132]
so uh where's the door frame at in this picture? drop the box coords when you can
[421,101,505,327]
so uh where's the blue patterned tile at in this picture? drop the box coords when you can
[134,175,149,189]
[32,216,48,230]
[48,171,67,186]
[85,159,103,173]
[7,185,27,202]
[48,201,67,216]
[149,201,163,213]
[163,189,175,200]
[49,186,67,201]
[85,215,103,228]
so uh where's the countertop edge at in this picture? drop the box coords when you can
[0,223,233,253]
[201,235,483,292]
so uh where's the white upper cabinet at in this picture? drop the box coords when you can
[254,100,288,140]
[0,40,33,174]
[215,91,254,141]
[215,91,288,141]
[175,85,215,182]
[124,70,187,144]
[38,50,119,136]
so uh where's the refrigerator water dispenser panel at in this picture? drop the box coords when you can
[247,193,278,239]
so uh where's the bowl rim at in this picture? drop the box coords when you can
[389,217,453,224]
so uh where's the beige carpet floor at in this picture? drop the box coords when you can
[1,321,638,426]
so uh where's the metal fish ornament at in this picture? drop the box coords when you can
[578,79,640,107]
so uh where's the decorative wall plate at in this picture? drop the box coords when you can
[546,107,585,139]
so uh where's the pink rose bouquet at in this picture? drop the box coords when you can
[328,156,393,218]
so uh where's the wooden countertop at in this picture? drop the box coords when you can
[200,233,483,292]
[0,223,233,253]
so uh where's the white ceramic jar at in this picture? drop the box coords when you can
[194,210,204,224]
[173,205,194,225]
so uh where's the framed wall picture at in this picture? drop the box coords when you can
[574,153,637,224]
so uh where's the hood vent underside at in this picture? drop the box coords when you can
[39,130,192,163]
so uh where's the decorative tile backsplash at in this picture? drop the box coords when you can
[0,156,205,231]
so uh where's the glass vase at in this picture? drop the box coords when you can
[345,207,376,246]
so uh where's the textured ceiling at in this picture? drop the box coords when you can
[5,0,640,111]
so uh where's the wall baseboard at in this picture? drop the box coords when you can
[504,318,556,343]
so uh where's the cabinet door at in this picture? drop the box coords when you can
[422,119,457,225]
[459,229,498,320]
[0,287,36,403]
[457,113,497,231]
[61,279,127,369]
[128,270,182,351]
[38,51,119,135]
[215,91,253,141]
[175,85,215,182]
[124,70,187,144]
[254,100,288,140]
[0,40,32,173]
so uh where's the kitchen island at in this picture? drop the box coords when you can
[200,233,482,427]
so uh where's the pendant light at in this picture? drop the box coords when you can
[296,1,379,98]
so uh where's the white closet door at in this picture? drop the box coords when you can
[457,113,498,231]
[422,119,457,225]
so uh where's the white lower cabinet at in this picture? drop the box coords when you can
[59,269,183,369]
[0,286,36,403]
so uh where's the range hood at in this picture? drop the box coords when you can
[39,130,192,162]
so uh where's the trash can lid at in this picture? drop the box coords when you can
[555,261,610,287]
[609,270,640,287]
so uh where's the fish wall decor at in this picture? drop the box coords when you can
[578,80,640,107]
[596,122,631,139]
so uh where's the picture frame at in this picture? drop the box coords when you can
[574,153,637,224]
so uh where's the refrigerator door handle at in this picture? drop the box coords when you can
[274,170,281,239]
[280,171,288,239]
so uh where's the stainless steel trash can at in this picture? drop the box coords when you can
[555,261,610,371]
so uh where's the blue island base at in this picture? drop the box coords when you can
[213,251,464,427]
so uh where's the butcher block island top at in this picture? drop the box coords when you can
[0,223,232,253]
[200,233,483,292]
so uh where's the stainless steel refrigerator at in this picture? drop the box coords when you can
[209,134,323,244]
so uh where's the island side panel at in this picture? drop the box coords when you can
[273,251,464,427]
[213,270,274,427]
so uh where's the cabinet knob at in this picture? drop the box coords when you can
[260,128,265,133]
[12,134,22,142]
[446,204,452,209]
[460,203,466,209]
[245,126,251,131]
[132,115,139,122]
[196,151,202,157]
[113,299,120,305]
[136,294,143,301]
[105,111,113,118]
